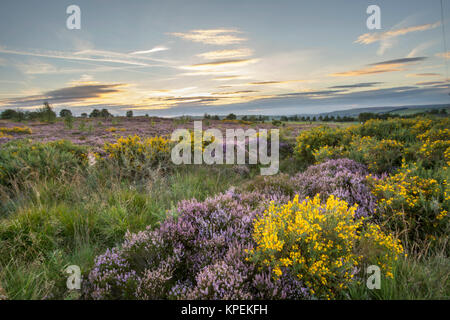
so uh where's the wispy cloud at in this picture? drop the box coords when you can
[211,90,258,95]
[436,51,450,59]
[369,57,427,65]
[197,48,253,60]
[355,22,440,55]
[129,46,169,55]
[169,29,246,45]
[247,80,307,85]
[330,57,427,77]
[181,59,258,71]
[329,82,382,89]
[407,41,436,57]
[0,83,126,108]
[213,75,246,81]
[0,47,173,68]
[407,73,441,77]
[415,80,448,85]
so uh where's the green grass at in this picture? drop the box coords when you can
[0,162,247,299]
[0,118,448,300]
[347,252,449,300]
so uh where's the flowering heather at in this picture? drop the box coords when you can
[243,159,376,218]
[84,189,308,300]
[291,159,376,218]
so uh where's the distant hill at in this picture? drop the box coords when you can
[316,104,450,117]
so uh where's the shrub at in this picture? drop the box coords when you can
[103,135,171,172]
[243,159,376,218]
[368,161,449,251]
[292,159,377,218]
[348,137,404,173]
[248,194,404,299]
[0,126,32,135]
[0,139,88,190]
[84,190,303,300]
[416,128,450,167]
[59,109,73,118]
[295,117,449,173]
[36,102,57,123]
[294,126,345,165]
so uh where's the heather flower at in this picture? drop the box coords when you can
[84,190,295,300]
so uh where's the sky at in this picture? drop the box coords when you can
[0,0,449,116]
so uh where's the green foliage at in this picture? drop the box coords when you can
[59,109,73,118]
[0,139,88,193]
[295,117,450,173]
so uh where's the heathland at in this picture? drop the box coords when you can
[0,108,448,300]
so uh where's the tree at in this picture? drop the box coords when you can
[38,102,57,123]
[126,110,133,118]
[226,113,237,120]
[358,112,377,122]
[1,109,20,120]
[89,109,100,118]
[100,108,112,118]
[81,113,88,118]
[60,109,73,118]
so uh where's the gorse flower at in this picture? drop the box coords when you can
[0,126,32,135]
[103,134,171,169]
[368,161,449,249]
[248,194,404,299]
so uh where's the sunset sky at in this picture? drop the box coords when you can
[0,0,449,116]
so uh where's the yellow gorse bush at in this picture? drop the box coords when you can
[105,127,126,133]
[248,194,404,299]
[368,160,449,248]
[0,132,12,138]
[104,135,170,167]
[416,128,450,166]
[295,117,450,171]
[0,126,32,134]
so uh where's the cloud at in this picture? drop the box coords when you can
[129,46,169,55]
[211,90,258,95]
[407,41,436,58]
[181,59,258,71]
[213,75,246,81]
[278,90,345,97]
[369,57,427,66]
[415,81,448,86]
[329,82,382,89]
[169,29,246,45]
[355,22,440,55]
[330,57,427,77]
[0,83,125,108]
[247,80,307,85]
[197,48,253,60]
[436,51,450,59]
[0,47,173,69]
[45,84,124,100]
[407,73,441,77]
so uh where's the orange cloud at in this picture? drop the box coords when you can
[355,22,441,45]
[197,48,253,60]
[169,29,246,45]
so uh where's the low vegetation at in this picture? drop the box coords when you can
[0,111,448,300]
